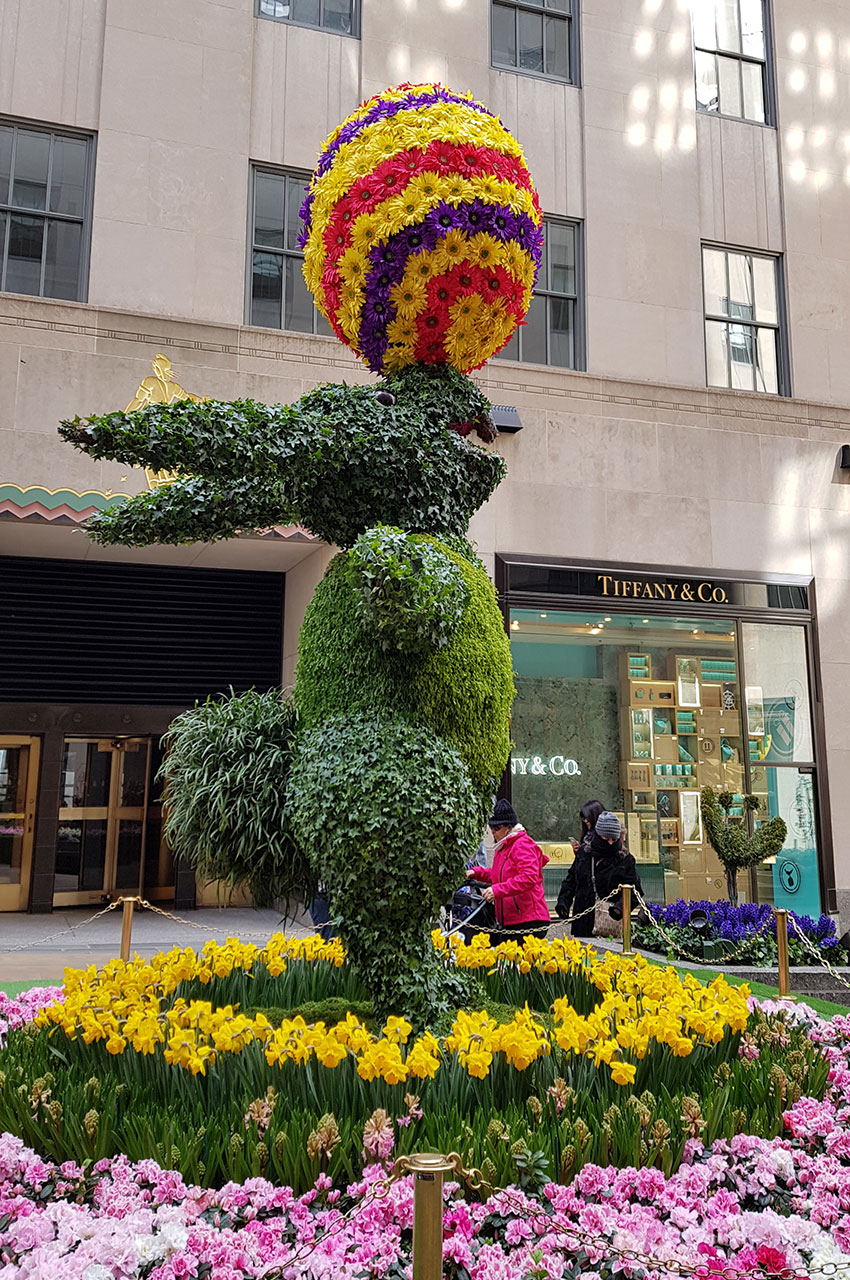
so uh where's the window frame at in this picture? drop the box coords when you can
[246,163,333,337]
[255,0,360,38]
[0,116,95,304]
[494,215,585,370]
[692,0,776,127]
[701,243,790,397]
[490,0,579,87]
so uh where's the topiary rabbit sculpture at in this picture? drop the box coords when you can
[58,83,543,1022]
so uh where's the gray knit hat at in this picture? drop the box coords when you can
[595,811,622,840]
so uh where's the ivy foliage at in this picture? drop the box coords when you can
[289,712,480,1024]
[158,689,314,909]
[58,369,505,548]
[296,536,514,797]
[346,525,469,654]
[701,786,787,906]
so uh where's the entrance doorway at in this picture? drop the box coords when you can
[0,736,40,911]
[53,737,159,906]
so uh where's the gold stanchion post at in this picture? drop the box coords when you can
[775,908,796,1001]
[120,898,136,962]
[406,1152,453,1280]
[621,885,634,957]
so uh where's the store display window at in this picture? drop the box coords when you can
[508,606,822,910]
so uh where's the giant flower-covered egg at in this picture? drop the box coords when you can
[299,83,543,374]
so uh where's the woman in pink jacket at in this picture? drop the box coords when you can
[466,798,550,943]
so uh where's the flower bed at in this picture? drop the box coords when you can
[3,1001,850,1277]
[0,935,829,1193]
[634,899,845,967]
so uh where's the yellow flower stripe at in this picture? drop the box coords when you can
[303,168,540,300]
[35,931,750,1090]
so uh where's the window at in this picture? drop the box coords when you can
[249,167,333,335]
[0,121,93,302]
[692,0,770,123]
[257,0,358,35]
[702,246,785,394]
[491,0,574,83]
[497,219,582,368]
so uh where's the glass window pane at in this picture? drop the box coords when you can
[115,818,143,891]
[752,255,777,324]
[716,0,741,52]
[492,3,517,66]
[727,252,753,318]
[0,748,26,811]
[518,10,544,72]
[286,174,309,251]
[316,306,334,336]
[44,219,82,300]
[291,0,320,24]
[323,0,354,32]
[692,0,718,50]
[544,14,569,79]
[254,172,285,250]
[705,319,729,387]
[703,247,728,317]
[755,326,778,393]
[497,328,519,361]
[259,0,287,14]
[545,0,569,9]
[251,250,282,328]
[120,748,148,807]
[49,137,87,216]
[547,222,575,294]
[284,254,314,331]
[740,0,764,56]
[741,60,765,122]
[0,820,24,885]
[717,54,742,116]
[5,214,43,295]
[695,51,719,112]
[743,625,814,763]
[522,292,547,363]
[729,325,755,388]
[750,767,821,917]
[0,126,11,205]
[0,211,5,285]
[549,296,574,368]
[11,130,50,210]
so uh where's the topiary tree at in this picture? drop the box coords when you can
[701,786,787,907]
[57,83,542,1022]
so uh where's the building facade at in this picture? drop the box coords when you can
[1,0,849,918]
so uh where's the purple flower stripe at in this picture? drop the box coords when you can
[355,201,542,370]
[646,897,840,950]
[299,87,498,241]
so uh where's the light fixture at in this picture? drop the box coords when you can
[642,618,649,624]
[540,612,547,618]
[491,404,523,434]
[692,629,699,635]
[510,620,519,631]
[590,626,602,635]
[604,616,611,622]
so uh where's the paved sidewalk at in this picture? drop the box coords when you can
[0,904,315,982]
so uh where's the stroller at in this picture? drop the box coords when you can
[447,880,496,943]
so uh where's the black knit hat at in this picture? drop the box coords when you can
[488,798,518,828]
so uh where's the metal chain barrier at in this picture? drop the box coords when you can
[631,887,775,967]
[2,898,125,953]
[788,915,850,994]
[262,1170,395,1274]
[447,883,625,939]
[489,1178,850,1279]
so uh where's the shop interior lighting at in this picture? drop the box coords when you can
[604,616,612,622]
[590,626,602,634]
[510,619,520,630]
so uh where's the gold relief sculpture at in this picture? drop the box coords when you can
[124,355,205,490]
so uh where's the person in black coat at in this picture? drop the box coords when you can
[556,807,642,938]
